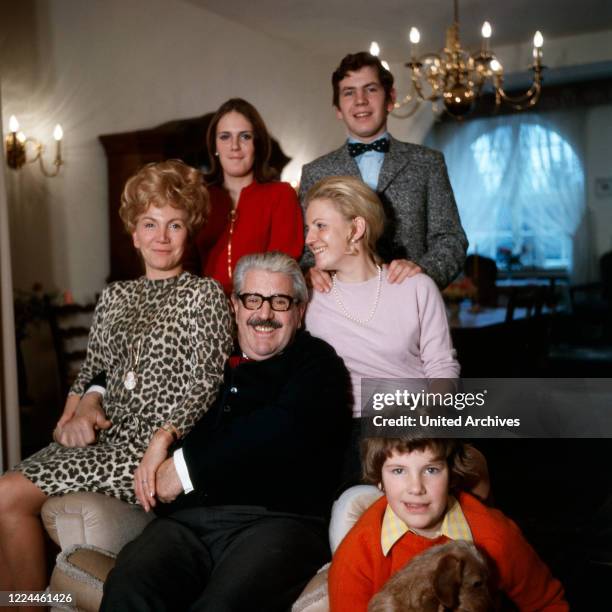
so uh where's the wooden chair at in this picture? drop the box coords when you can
[465,255,498,306]
[504,285,547,323]
[47,300,97,397]
[568,250,612,343]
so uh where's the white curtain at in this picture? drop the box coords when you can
[0,89,21,470]
[428,110,591,282]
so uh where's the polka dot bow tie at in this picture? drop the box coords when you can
[347,137,390,157]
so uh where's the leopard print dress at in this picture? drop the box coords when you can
[15,272,232,504]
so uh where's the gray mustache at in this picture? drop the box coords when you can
[247,317,282,330]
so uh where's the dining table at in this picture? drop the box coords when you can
[447,302,532,329]
[447,301,555,376]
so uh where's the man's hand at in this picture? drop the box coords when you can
[306,267,332,293]
[53,392,111,448]
[155,457,183,504]
[133,431,173,512]
[386,259,422,284]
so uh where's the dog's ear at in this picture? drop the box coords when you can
[433,554,464,608]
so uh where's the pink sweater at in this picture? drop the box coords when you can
[305,272,459,417]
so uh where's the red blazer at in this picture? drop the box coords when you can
[195,181,304,294]
[329,492,568,612]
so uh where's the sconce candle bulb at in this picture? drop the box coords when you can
[4,117,64,176]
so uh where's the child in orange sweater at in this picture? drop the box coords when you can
[329,437,568,611]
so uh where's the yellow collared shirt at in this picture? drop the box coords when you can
[381,495,473,556]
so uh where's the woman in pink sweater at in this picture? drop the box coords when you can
[304,176,461,481]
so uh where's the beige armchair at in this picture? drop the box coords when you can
[41,486,382,612]
[42,492,153,611]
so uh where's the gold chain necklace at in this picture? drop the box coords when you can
[226,205,238,282]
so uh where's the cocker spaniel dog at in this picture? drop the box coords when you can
[368,540,493,612]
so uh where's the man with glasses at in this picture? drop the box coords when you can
[101,251,352,612]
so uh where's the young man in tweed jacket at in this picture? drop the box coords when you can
[299,52,467,290]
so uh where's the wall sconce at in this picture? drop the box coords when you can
[5,115,64,177]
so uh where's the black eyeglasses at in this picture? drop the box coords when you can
[236,293,297,312]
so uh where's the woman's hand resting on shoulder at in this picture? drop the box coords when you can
[306,267,333,293]
[386,259,422,283]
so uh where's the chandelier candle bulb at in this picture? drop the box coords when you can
[534,31,544,48]
[481,21,491,53]
[409,27,420,59]
[369,41,380,57]
[9,115,19,133]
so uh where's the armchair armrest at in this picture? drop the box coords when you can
[42,491,153,554]
[329,484,383,552]
[292,485,383,612]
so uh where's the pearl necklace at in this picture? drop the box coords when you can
[331,265,383,325]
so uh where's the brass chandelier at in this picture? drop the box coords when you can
[374,0,544,119]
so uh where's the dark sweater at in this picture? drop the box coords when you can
[176,330,352,518]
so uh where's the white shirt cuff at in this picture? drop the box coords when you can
[85,385,106,397]
[173,448,194,494]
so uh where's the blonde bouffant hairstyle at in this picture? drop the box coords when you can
[304,176,386,263]
[119,159,209,236]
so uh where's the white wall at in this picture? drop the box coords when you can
[1,0,344,301]
[585,104,612,259]
[0,83,21,467]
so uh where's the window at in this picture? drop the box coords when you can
[427,114,586,272]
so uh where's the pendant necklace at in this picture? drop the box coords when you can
[331,265,383,326]
[124,338,142,390]
[123,275,180,391]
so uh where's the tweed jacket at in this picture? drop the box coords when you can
[299,137,468,288]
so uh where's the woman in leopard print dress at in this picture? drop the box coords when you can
[0,160,232,595]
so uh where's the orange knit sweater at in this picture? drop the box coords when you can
[329,492,568,611]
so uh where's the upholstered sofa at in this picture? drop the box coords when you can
[42,492,153,611]
[41,486,383,612]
